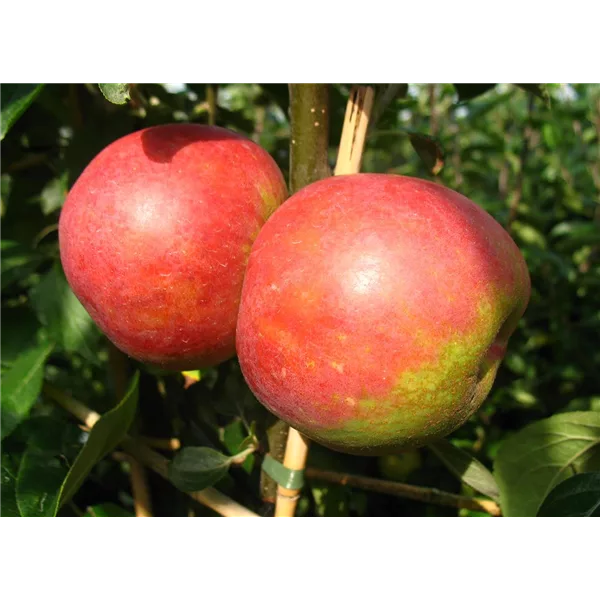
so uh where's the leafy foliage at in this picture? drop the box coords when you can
[494,412,600,516]
[1,84,44,139]
[429,439,500,501]
[1,83,599,516]
[53,372,139,510]
[98,84,131,105]
[169,447,234,492]
[537,472,600,516]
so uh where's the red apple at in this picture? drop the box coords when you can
[59,124,286,370]
[236,174,530,455]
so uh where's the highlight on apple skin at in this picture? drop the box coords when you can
[236,174,531,455]
[59,123,287,370]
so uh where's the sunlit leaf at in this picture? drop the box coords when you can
[494,412,600,516]
[98,84,130,105]
[30,263,100,361]
[1,339,54,439]
[0,84,44,140]
[40,172,68,215]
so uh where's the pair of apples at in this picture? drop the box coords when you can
[59,124,530,455]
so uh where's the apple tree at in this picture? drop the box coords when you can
[1,83,599,517]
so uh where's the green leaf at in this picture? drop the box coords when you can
[168,447,232,492]
[1,240,45,291]
[453,84,496,102]
[494,412,600,517]
[511,221,547,249]
[429,439,501,501]
[1,306,42,369]
[536,471,600,517]
[0,84,44,140]
[371,84,408,128]
[55,372,139,509]
[222,420,255,474]
[98,84,130,105]
[515,84,551,108]
[537,472,600,517]
[408,132,444,175]
[30,263,100,361]
[84,503,134,517]
[1,451,22,516]
[40,172,68,215]
[1,339,54,439]
[16,417,83,517]
[1,173,11,216]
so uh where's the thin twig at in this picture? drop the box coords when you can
[260,420,290,507]
[129,459,152,517]
[138,436,181,451]
[46,386,260,518]
[206,84,218,126]
[429,84,438,137]
[305,467,502,516]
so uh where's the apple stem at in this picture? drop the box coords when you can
[305,467,502,516]
[45,385,260,518]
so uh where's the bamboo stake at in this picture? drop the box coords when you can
[334,86,375,176]
[274,85,375,517]
[45,385,259,518]
[274,428,311,517]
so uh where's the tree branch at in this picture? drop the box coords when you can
[289,84,330,193]
[305,467,502,516]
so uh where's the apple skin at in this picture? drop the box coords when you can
[236,174,530,455]
[59,124,286,370]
